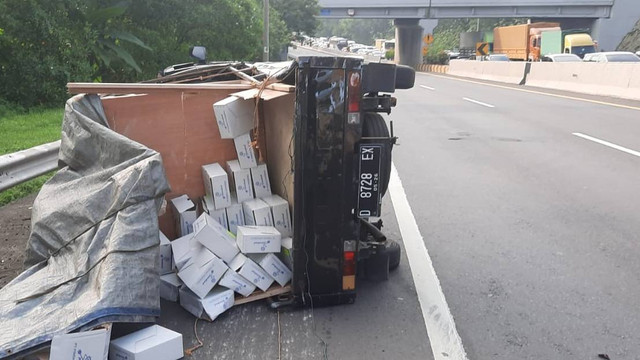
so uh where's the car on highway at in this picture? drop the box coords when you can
[541,54,583,62]
[486,54,510,61]
[583,51,640,62]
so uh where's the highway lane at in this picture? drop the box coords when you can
[392,73,640,359]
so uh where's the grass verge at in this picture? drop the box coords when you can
[0,107,64,206]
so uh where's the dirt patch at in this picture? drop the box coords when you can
[0,194,36,288]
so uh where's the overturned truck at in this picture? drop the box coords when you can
[69,56,414,307]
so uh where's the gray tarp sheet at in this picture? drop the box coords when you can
[0,94,170,358]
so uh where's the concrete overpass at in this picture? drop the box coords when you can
[317,0,639,66]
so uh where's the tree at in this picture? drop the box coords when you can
[271,0,319,35]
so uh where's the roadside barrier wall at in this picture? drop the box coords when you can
[526,62,640,101]
[448,60,527,84]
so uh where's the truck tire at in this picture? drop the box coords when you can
[362,112,392,197]
[385,240,401,271]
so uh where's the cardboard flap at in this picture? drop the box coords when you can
[231,88,292,101]
[171,195,195,213]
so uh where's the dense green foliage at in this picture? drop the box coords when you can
[0,0,313,109]
[317,19,394,45]
[272,0,319,35]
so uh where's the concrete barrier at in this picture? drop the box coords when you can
[526,62,640,101]
[448,60,528,84]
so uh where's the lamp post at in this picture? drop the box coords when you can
[263,0,269,61]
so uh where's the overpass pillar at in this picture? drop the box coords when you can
[394,19,423,67]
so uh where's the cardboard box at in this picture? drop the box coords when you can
[233,132,258,169]
[160,273,182,302]
[279,237,293,270]
[261,194,292,237]
[236,256,274,291]
[250,253,292,287]
[179,287,235,321]
[109,325,183,360]
[226,160,254,203]
[226,200,245,236]
[170,195,197,237]
[250,163,272,198]
[228,252,248,272]
[202,163,231,210]
[51,327,111,360]
[213,96,255,139]
[219,270,256,297]
[236,226,281,253]
[201,197,229,230]
[159,231,173,275]
[171,233,202,271]
[177,249,228,298]
[192,213,239,263]
[242,198,273,227]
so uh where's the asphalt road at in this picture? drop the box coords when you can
[392,72,640,360]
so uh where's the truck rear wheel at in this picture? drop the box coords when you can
[362,112,392,197]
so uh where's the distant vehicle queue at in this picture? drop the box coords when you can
[452,23,640,63]
[301,35,394,59]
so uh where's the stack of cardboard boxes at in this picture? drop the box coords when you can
[158,95,293,321]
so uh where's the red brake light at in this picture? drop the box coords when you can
[347,71,361,112]
[343,251,356,276]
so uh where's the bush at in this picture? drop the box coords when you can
[385,49,395,60]
[424,51,450,65]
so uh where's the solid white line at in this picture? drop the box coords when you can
[462,97,495,108]
[420,85,436,91]
[572,133,640,157]
[388,163,468,360]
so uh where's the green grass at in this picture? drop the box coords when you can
[0,107,64,206]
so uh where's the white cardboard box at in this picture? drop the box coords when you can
[171,233,202,271]
[159,231,173,275]
[51,327,111,360]
[279,237,293,270]
[170,195,197,237]
[179,287,235,321]
[261,194,292,237]
[236,226,281,253]
[250,253,292,287]
[202,163,232,210]
[177,249,228,298]
[226,160,254,203]
[228,252,248,272]
[202,196,229,230]
[192,213,239,263]
[109,325,183,360]
[213,96,255,139]
[233,132,258,169]
[236,256,274,291]
[226,200,245,236]
[242,198,273,227]
[250,163,272,198]
[219,270,256,297]
[160,273,182,302]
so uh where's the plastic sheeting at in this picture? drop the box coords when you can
[0,94,170,358]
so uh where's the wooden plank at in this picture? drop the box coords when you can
[67,82,253,95]
[266,83,295,92]
[233,284,292,306]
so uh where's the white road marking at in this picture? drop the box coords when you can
[573,133,640,158]
[462,97,495,108]
[388,163,468,360]
[420,85,436,91]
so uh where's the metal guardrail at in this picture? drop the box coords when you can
[0,140,61,192]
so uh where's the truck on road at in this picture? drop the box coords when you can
[540,29,596,59]
[493,22,560,61]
